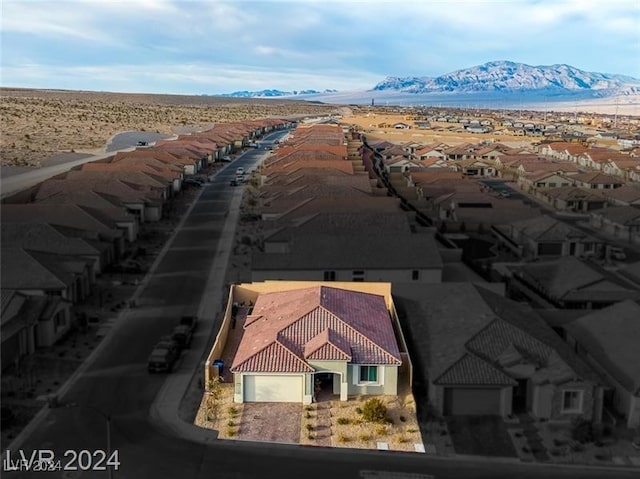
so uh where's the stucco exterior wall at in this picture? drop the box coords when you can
[251,268,442,284]
[347,364,398,396]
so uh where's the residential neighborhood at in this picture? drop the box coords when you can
[3,108,640,475]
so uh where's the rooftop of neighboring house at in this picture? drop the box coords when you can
[511,256,640,303]
[231,285,402,373]
[34,178,163,203]
[84,158,183,178]
[0,223,101,256]
[1,204,123,239]
[1,247,77,291]
[34,191,137,223]
[581,148,628,162]
[64,169,169,189]
[254,213,443,271]
[541,186,607,201]
[263,159,355,175]
[496,154,545,167]
[564,300,640,394]
[496,214,597,242]
[570,172,626,185]
[519,161,580,175]
[589,205,640,225]
[262,175,373,197]
[408,169,464,185]
[260,195,402,223]
[544,142,589,156]
[392,283,601,388]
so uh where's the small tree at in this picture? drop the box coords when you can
[362,398,388,423]
[571,418,594,444]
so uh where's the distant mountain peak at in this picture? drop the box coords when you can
[372,61,640,95]
[219,88,338,98]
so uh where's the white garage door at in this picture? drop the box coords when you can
[243,375,303,402]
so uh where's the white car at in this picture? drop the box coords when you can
[236,167,245,175]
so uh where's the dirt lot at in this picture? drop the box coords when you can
[0,88,338,167]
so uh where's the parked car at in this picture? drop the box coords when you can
[221,156,232,162]
[171,325,193,349]
[180,315,198,333]
[235,175,244,184]
[148,348,176,373]
[236,167,245,175]
[156,335,182,355]
[609,246,627,260]
[230,179,238,186]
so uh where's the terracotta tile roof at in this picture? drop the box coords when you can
[571,172,625,185]
[542,186,606,202]
[1,247,72,290]
[590,205,640,225]
[2,223,101,256]
[35,178,162,203]
[603,184,640,203]
[502,215,595,242]
[231,286,402,373]
[434,353,517,386]
[514,257,640,302]
[304,328,352,361]
[1,204,123,239]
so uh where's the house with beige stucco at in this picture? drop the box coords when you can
[204,281,411,405]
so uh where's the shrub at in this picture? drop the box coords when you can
[399,415,407,422]
[337,434,350,443]
[304,405,313,412]
[355,407,363,415]
[226,427,236,437]
[305,411,312,419]
[571,419,594,444]
[337,417,350,425]
[227,420,235,427]
[307,434,314,440]
[359,433,372,441]
[571,442,585,452]
[375,426,388,436]
[305,423,314,432]
[553,438,568,447]
[362,398,387,423]
[396,435,409,444]
[228,406,239,416]
[407,427,418,433]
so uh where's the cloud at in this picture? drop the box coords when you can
[1,0,638,93]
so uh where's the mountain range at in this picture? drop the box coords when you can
[372,61,640,95]
[220,88,338,98]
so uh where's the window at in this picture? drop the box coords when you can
[561,390,583,413]
[359,365,378,383]
[352,270,365,282]
[323,271,336,281]
[412,270,420,281]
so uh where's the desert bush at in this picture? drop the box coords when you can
[227,420,235,427]
[305,423,314,432]
[375,425,388,436]
[227,406,239,416]
[362,398,387,423]
[399,415,407,422]
[407,427,418,434]
[358,433,372,441]
[305,411,312,419]
[226,427,236,437]
[396,435,409,444]
[355,406,363,415]
[337,417,350,425]
[337,434,350,443]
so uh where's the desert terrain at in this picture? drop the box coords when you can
[0,88,338,167]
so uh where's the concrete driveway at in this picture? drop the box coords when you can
[237,403,302,444]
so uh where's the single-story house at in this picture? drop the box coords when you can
[394,283,604,421]
[229,284,406,404]
[563,300,640,428]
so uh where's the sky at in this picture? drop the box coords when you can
[1,0,638,95]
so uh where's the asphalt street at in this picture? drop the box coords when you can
[3,132,639,479]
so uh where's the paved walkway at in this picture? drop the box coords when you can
[237,403,302,444]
